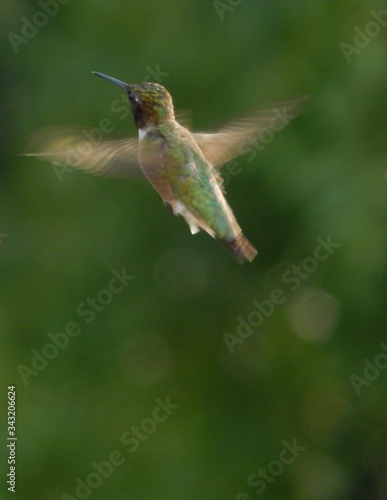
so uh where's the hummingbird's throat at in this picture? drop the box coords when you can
[131,104,148,129]
[131,103,174,129]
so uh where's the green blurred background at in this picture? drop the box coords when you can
[1,0,387,499]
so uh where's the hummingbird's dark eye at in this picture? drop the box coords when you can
[129,92,140,104]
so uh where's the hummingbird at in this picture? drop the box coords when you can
[24,72,308,263]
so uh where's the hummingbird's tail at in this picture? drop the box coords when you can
[219,234,258,264]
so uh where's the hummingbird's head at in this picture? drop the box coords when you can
[128,82,174,129]
[93,72,174,129]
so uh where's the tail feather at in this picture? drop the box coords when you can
[219,234,257,264]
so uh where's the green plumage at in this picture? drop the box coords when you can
[140,121,237,242]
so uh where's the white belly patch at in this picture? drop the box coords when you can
[173,201,200,235]
[138,127,150,140]
[173,201,216,238]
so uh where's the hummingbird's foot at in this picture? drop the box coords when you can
[164,201,200,234]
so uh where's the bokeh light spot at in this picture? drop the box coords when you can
[288,287,340,343]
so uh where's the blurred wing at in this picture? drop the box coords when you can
[193,95,310,168]
[174,109,193,130]
[22,127,140,179]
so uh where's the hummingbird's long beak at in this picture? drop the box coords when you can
[92,71,130,90]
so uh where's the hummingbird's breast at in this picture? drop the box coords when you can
[137,124,175,201]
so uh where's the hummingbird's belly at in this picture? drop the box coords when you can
[141,163,175,202]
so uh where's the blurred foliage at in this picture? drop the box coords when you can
[1,0,387,499]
